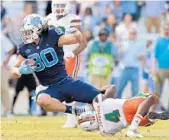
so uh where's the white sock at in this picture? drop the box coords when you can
[85,104,94,111]
[129,114,143,130]
[66,114,77,124]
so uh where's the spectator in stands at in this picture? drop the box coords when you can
[0,1,16,47]
[1,1,11,35]
[83,29,93,43]
[115,14,137,42]
[112,0,123,24]
[70,0,80,15]
[137,1,145,21]
[45,1,51,16]
[13,1,35,45]
[152,23,169,100]
[105,14,117,34]
[121,1,138,21]
[140,40,154,92]
[79,1,96,17]
[145,1,166,33]
[29,0,37,13]
[109,33,120,88]
[117,28,145,98]
[1,1,6,29]
[11,74,36,115]
[85,28,118,89]
[94,1,113,21]
[104,4,114,19]
[0,1,6,20]
[82,7,97,33]
[1,32,14,117]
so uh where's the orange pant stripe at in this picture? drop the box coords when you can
[72,54,80,79]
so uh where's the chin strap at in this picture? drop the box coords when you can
[56,14,67,20]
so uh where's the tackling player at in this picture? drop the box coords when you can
[46,0,84,128]
[78,85,169,138]
[46,0,83,78]
[11,14,100,116]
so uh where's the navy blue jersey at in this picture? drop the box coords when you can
[18,28,68,86]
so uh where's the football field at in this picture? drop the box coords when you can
[1,116,169,140]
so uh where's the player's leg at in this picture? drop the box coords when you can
[152,70,166,110]
[117,69,129,98]
[62,101,77,128]
[1,67,10,116]
[125,93,158,137]
[37,93,69,112]
[63,113,77,128]
[130,68,139,97]
[64,55,81,128]
[72,55,81,79]
[146,17,152,33]
[65,55,80,79]
[36,84,81,114]
[11,91,20,114]
[142,71,149,92]
[28,92,32,114]
[36,85,71,113]
[11,77,24,114]
[60,78,100,104]
[25,75,36,115]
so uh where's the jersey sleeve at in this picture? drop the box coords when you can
[48,28,64,46]
[70,15,81,28]
[17,43,27,58]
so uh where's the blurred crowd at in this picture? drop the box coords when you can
[1,0,169,117]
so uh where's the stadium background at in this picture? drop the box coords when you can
[1,1,169,140]
[1,0,169,118]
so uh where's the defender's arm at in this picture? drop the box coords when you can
[58,29,86,50]
[70,18,86,55]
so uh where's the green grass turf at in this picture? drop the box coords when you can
[1,116,169,140]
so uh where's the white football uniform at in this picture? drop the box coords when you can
[96,98,128,135]
[46,13,81,53]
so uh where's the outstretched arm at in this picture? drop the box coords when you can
[69,15,86,55]
[58,29,86,53]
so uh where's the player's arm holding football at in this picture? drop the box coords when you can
[11,55,36,78]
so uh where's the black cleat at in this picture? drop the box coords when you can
[148,111,169,120]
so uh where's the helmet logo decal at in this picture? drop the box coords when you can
[30,17,42,26]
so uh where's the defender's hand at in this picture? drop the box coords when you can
[18,59,36,75]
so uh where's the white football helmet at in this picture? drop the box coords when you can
[20,14,47,44]
[78,111,99,131]
[52,0,70,16]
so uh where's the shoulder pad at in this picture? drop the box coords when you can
[18,42,26,49]
[70,14,81,27]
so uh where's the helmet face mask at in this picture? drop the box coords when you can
[20,28,38,44]
[52,0,70,16]
[20,14,46,44]
[78,111,99,131]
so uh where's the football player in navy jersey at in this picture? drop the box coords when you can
[11,14,100,114]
